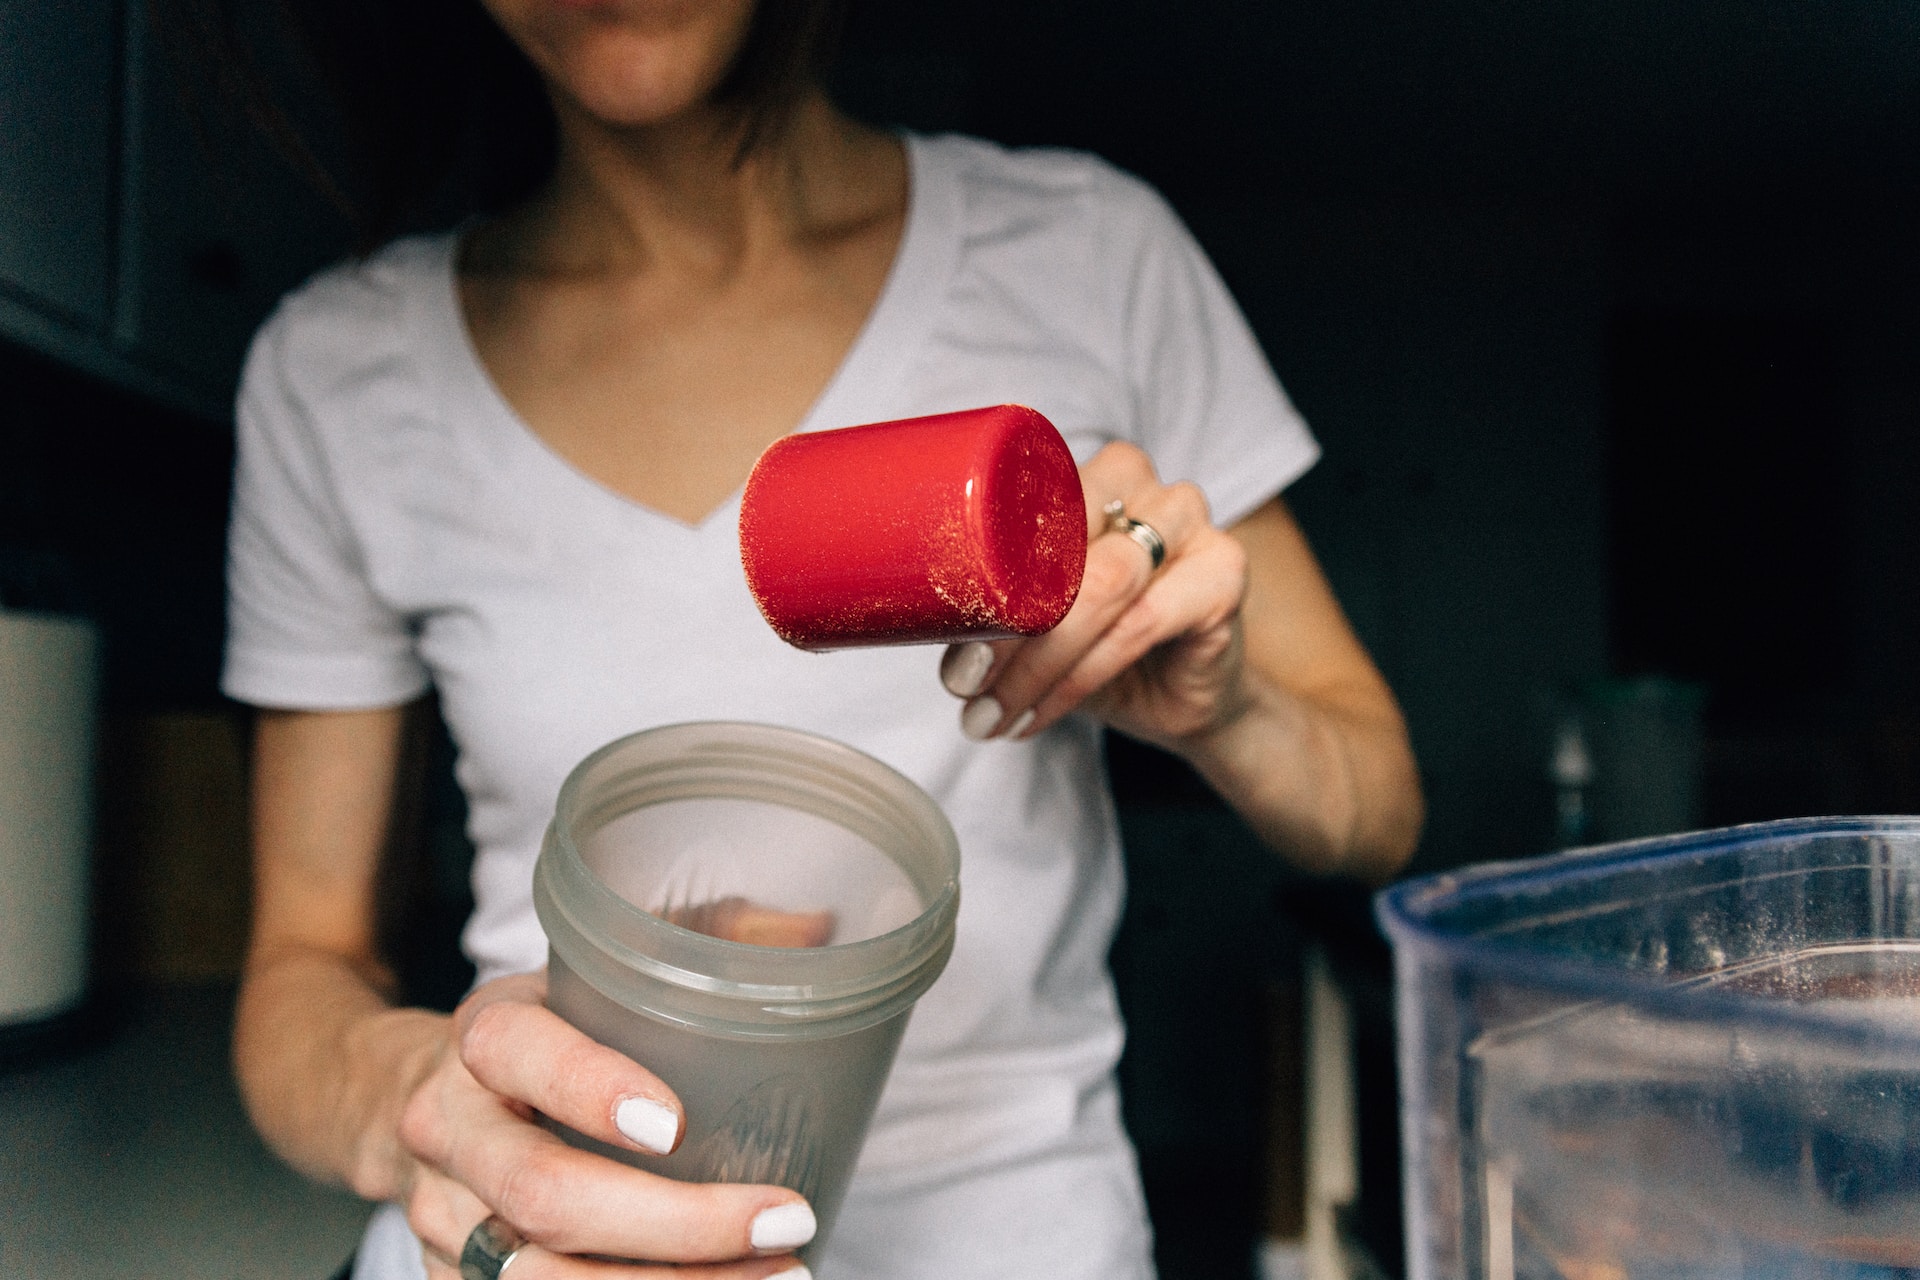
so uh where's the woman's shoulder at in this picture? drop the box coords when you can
[270,232,452,334]
[915,132,1160,205]
[914,132,1181,244]
[242,232,458,416]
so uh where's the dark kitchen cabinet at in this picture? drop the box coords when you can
[0,0,120,336]
[0,0,345,421]
[115,3,344,403]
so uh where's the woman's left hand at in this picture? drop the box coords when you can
[939,441,1251,751]
[939,440,1424,881]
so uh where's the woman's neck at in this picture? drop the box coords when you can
[469,92,900,281]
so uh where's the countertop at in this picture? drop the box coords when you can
[0,984,371,1278]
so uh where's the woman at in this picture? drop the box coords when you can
[223,1,1424,1277]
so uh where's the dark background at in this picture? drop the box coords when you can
[3,2,1917,1276]
[828,0,1920,853]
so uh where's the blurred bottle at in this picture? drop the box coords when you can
[1549,717,1594,849]
[1549,677,1705,848]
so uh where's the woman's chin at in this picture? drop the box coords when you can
[489,0,753,130]
[551,44,739,128]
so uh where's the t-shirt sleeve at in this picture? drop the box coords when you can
[1119,186,1320,528]
[220,312,431,711]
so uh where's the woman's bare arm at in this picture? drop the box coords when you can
[233,705,444,1195]
[942,445,1423,884]
[234,706,817,1277]
[1185,499,1423,882]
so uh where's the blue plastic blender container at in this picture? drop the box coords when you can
[1378,818,1920,1280]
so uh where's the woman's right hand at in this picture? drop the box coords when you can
[396,970,816,1278]
[240,708,814,1275]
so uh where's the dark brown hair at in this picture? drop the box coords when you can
[155,0,848,254]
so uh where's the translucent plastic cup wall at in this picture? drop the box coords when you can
[1377,818,1920,1280]
[533,721,960,1254]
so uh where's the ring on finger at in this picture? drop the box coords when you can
[460,1215,528,1280]
[1101,499,1167,571]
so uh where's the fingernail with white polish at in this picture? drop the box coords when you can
[1006,708,1036,739]
[768,1267,813,1280]
[941,641,995,698]
[751,1202,818,1252]
[960,695,1004,741]
[614,1096,678,1155]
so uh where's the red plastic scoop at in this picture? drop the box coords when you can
[739,404,1088,650]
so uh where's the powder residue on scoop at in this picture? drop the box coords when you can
[738,404,1087,650]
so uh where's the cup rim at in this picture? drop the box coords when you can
[536,721,961,1027]
[1374,815,1920,1049]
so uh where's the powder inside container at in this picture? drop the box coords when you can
[581,797,925,948]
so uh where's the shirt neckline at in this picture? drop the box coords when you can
[424,132,961,536]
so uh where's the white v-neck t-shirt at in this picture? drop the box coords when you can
[224,132,1319,1279]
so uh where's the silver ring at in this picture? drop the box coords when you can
[460,1216,527,1280]
[1102,499,1167,571]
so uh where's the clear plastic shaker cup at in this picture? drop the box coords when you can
[532,721,960,1253]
